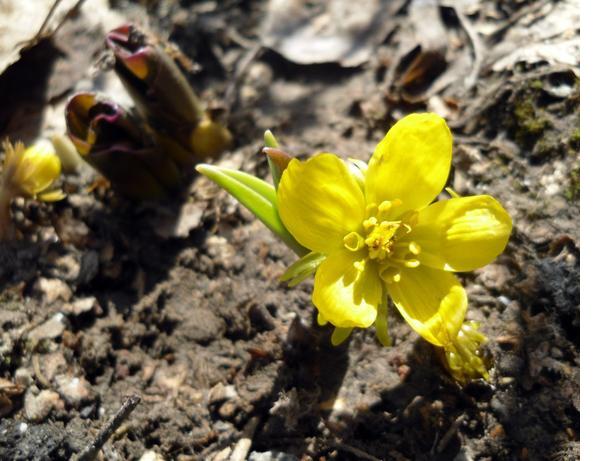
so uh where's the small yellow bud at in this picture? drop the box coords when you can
[190,116,233,159]
[0,139,65,239]
[2,140,64,201]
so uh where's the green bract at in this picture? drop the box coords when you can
[195,163,306,256]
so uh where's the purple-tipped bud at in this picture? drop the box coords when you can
[106,24,201,127]
[106,24,232,161]
[65,92,181,200]
[263,147,293,190]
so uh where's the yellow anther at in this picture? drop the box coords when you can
[363,216,378,230]
[378,200,392,212]
[353,260,365,271]
[377,200,393,220]
[343,232,365,252]
[408,241,421,255]
[393,273,401,282]
[403,259,420,268]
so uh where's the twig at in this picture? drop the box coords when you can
[450,3,484,90]
[25,0,88,48]
[75,394,141,461]
[32,355,52,389]
[35,0,63,40]
[487,0,556,42]
[333,441,381,461]
[229,416,260,461]
[223,44,263,112]
[436,413,466,453]
[53,0,88,37]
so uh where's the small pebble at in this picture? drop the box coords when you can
[139,451,165,461]
[248,451,299,461]
[28,313,66,341]
[208,383,238,404]
[32,278,72,304]
[55,374,94,408]
[62,297,100,316]
[24,389,63,422]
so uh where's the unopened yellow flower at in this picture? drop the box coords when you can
[1,140,64,201]
[277,113,512,382]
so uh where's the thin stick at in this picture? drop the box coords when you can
[35,0,63,40]
[75,394,141,461]
[229,416,260,461]
[436,413,466,453]
[333,441,381,461]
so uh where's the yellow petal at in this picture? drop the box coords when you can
[278,153,365,254]
[410,195,512,272]
[387,265,467,347]
[331,327,353,345]
[365,113,452,213]
[313,250,380,329]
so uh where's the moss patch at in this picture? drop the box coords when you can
[513,93,552,149]
[565,166,580,202]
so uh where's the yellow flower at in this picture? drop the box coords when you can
[1,140,64,201]
[277,113,512,382]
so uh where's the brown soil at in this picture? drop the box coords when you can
[0,1,579,460]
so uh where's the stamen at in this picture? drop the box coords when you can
[343,232,365,251]
[378,201,392,212]
[408,241,421,255]
[378,265,402,284]
[353,260,365,271]
[363,216,377,230]
[402,210,419,228]
[403,259,420,268]
[377,200,392,219]
[365,203,378,218]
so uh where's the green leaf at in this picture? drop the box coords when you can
[263,130,291,190]
[280,251,326,287]
[196,164,307,256]
[331,327,353,346]
[264,130,279,148]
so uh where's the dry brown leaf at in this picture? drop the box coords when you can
[261,0,404,67]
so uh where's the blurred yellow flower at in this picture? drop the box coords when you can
[2,140,64,201]
[277,113,512,382]
[0,139,64,239]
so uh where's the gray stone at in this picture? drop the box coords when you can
[248,451,299,461]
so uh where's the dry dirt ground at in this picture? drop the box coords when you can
[0,0,579,460]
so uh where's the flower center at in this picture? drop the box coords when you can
[342,200,422,283]
[364,220,401,260]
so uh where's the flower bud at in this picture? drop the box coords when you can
[443,321,491,383]
[1,140,64,201]
[0,140,64,240]
[65,92,181,200]
[106,24,232,161]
